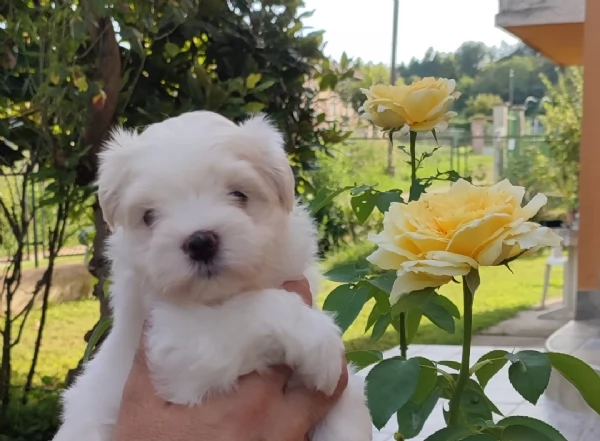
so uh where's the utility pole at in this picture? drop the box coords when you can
[387,0,399,176]
[509,68,515,105]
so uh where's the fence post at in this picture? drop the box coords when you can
[492,103,509,182]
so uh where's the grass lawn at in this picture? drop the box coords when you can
[321,250,563,351]
[11,247,562,390]
[316,138,494,195]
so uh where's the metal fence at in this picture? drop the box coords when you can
[1,133,549,267]
[0,174,88,267]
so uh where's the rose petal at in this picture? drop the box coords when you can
[367,248,408,270]
[520,193,548,219]
[390,271,452,304]
[491,179,526,206]
[447,213,513,257]
[402,259,472,277]
[425,251,479,268]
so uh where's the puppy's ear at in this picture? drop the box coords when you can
[96,127,141,229]
[238,115,295,212]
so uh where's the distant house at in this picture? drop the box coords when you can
[306,77,360,129]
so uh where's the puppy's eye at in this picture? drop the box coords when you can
[229,191,248,203]
[143,209,157,227]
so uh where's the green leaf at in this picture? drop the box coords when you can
[432,295,461,318]
[366,357,420,429]
[346,350,383,370]
[253,78,278,92]
[375,190,404,213]
[424,427,473,441]
[74,75,88,92]
[368,271,397,296]
[474,350,509,389]
[368,286,392,313]
[409,179,430,201]
[462,436,496,441]
[245,73,262,89]
[413,357,438,403]
[164,42,180,58]
[397,387,441,439]
[71,19,86,40]
[308,186,352,216]
[460,379,496,422]
[83,316,113,362]
[498,416,567,441]
[324,263,370,283]
[508,350,551,405]
[547,352,600,414]
[438,360,462,371]
[242,101,266,113]
[370,313,392,342]
[501,425,553,441]
[391,288,437,316]
[365,303,383,332]
[351,190,377,224]
[405,310,423,345]
[447,378,500,426]
[323,284,370,333]
[421,295,456,334]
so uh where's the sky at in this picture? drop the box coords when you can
[301,0,519,65]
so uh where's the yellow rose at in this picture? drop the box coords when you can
[359,77,461,133]
[367,179,563,303]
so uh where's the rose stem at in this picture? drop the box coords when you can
[448,276,475,426]
[409,130,418,185]
[398,130,419,359]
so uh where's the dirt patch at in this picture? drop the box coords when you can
[1,263,93,312]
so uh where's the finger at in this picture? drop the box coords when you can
[236,365,293,396]
[282,360,349,427]
[281,278,312,307]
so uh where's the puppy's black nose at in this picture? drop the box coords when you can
[182,231,219,263]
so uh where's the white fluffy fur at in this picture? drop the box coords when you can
[53,111,372,441]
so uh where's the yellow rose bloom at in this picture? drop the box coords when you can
[367,179,563,303]
[359,77,461,133]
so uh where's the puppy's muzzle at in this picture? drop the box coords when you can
[182,231,220,263]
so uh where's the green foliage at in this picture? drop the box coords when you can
[547,352,600,414]
[539,68,582,210]
[464,94,504,118]
[2,0,355,437]
[340,41,559,117]
[366,357,420,429]
[320,126,599,440]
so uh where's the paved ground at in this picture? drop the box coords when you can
[472,298,570,347]
[360,344,600,441]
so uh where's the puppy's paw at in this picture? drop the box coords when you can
[311,373,373,441]
[298,313,344,395]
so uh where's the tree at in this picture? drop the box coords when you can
[1,0,93,416]
[464,93,503,118]
[2,1,352,436]
[454,41,491,78]
[471,55,558,105]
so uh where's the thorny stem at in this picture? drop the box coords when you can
[389,130,409,359]
[448,276,475,426]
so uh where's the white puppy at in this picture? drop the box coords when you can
[53,111,372,441]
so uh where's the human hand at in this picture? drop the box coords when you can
[113,278,348,441]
